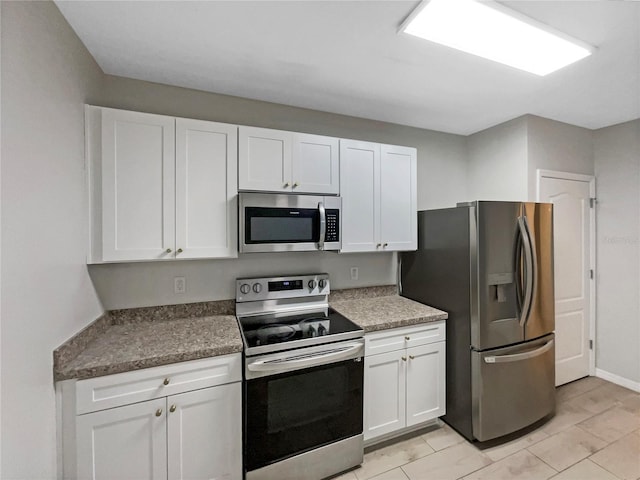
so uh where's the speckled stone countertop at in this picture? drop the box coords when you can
[54,299,242,381]
[56,315,242,381]
[331,295,448,333]
[54,286,446,381]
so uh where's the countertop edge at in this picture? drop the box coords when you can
[56,343,243,382]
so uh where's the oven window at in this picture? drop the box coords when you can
[245,207,319,244]
[244,359,363,471]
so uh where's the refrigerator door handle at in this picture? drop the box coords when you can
[397,255,403,294]
[484,339,554,364]
[522,214,538,324]
[517,216,534,326]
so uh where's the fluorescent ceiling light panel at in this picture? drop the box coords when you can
[400,0,594,76]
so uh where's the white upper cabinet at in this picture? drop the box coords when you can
[239,126,339,194]
[100,108,176,262]
[293,133,340,194]
[340,140,417,252]
[340,140,381,252]
[380,145,417,251]
[87,106,238,263]
[175,118,237,259]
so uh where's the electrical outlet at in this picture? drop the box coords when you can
[350,267,359,280]
[174,276,186,294]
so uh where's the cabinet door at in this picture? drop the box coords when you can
[292,133,339,194]
[364,351,406,441]
[101,108,176,261]
[380,145,417,251]
[406,342,446,428]
[76,398,167,480]
[167,383,242,480]
[238,126,293,192]
[176,119,238,259]
[340,140,380,252]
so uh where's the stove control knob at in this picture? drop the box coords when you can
[252,283,262,294]
[240,283,250,295]
[308,280,317,290]
[318,279,327,289]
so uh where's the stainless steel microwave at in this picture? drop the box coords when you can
[239,193,341,253]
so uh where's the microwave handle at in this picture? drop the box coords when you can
[318,202,326,251]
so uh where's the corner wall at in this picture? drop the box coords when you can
[593,119,640,384]
[466,116,529,202]
[0,2,104,477]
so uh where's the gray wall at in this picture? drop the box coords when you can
[89,75,469,309]
[527,115,594,200]
[1,1,104,477]
[594,119,640,384]
[466,116,529,202]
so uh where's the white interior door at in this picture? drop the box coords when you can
[538,171,594,386]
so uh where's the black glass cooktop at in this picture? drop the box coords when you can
[238,308,363,355]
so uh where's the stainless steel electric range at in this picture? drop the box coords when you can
[236,273,364,480]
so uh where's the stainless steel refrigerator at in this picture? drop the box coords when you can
[400,201,555,442]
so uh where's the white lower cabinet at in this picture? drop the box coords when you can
[76,397,168,479]
[62,354,242,480]
[364,322,446,443]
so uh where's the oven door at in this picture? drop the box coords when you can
[239,193,341,253]
[244,346,363,472]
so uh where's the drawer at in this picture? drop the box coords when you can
[76,353,241,415]
[365,321,445,356]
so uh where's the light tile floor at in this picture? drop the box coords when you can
[333,377,640,480]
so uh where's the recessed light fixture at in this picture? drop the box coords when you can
[399,0,594,76]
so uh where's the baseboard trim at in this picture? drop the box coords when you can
[595,368,640,392]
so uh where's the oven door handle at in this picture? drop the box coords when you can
[247,342,363,373]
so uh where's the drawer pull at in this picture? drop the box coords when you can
[155,409,163,417]
[163,378,170,386]
[405,336,410,341]
[169,404,177,413]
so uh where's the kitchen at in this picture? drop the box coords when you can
[1,1,639,479]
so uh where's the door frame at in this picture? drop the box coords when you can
[536,169,596,377]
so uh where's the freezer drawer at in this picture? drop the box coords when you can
[471,334,555,441]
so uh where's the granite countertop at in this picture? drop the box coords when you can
[54,287,447,382]
[331,295,448,333]
[54,300,243,382]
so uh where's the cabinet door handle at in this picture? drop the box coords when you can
[383,243,388,247]
[169,404,177,413]
[376,244,381,248]
[405,336,411,341]
[163,378,170,386]
[155,409,163,417]
[401,356,407,362]
[284,182,290,187]
[165,248,172,254]
[293,182,299,187]
[409,355,415,360]
[176,248,183,254]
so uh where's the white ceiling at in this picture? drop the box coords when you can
[55,0,640,135]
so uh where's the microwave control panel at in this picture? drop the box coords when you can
[325,210,339,242]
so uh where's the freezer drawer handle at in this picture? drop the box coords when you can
[484,339,554,364]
